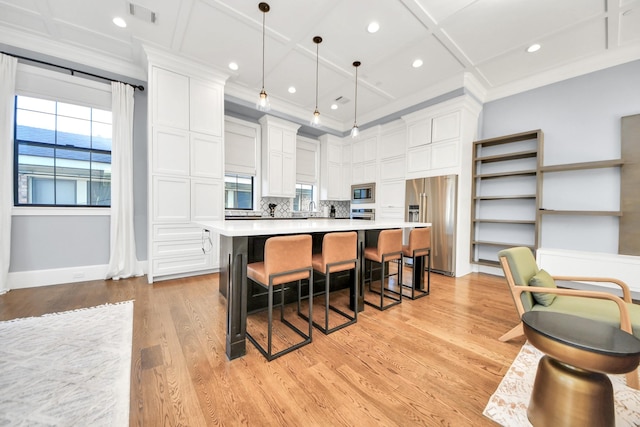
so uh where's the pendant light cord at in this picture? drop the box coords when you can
[261,10,266,91]
[315,42,319,110]
[353,65,358,126]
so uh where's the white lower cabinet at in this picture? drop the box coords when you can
[153,176,190,222]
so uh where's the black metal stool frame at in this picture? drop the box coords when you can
[364,250,403,311]
[246,266,313,361]
[401,247,430,299]
[301,257,359,334]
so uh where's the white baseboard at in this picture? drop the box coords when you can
[8,262,149,290]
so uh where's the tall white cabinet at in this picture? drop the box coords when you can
[145,47,227,283]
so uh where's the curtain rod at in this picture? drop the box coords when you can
[1,51,145,92]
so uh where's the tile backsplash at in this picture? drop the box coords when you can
[258,197,349,218]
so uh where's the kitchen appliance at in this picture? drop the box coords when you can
[351,182,376,204]
[405,175,457,276]
[350,208,375,220]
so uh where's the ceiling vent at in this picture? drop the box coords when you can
[335,96,351,105]
[129,2,157,23]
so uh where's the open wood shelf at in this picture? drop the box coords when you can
[474,195,536,200]
[538,209,622,217]
[473,219,535,224]
[475,149,538,163]
[474,170,537,179]
[539,159,624,173]
[473,240,535,249]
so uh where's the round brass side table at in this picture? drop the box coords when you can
[522,311,640,427]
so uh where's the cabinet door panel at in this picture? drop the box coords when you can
[380,129,406,159]
[268,151,284,195]
[191,179,222,222]
[379,180,405,208]
[152,253,213,276]
[363,137,377,163]
[153,127,189,175]
[189,78,223,136]
[152,67,189,129]
[327,162,341,200]
[432,111,460,143]
[364,163,376,183]
[431,140,459,169]
[191,134,223,179]
[352,163,364,184]
[154,176,190,222]
[282,152,296,197]
[407,145,431,174]
[380,157,405,181]
[408,120,431,148]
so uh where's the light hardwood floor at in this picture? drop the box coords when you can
[0,269,525,426]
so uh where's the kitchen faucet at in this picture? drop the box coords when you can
[309,200,316,212]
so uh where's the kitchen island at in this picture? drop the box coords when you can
[196,218,430,360]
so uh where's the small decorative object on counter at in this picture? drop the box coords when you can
[330,205,336,218]
[268,203,277,217]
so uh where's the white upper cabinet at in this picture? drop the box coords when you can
[152,67,189,129]
[190,133,223,179]
[189,78,223,137]
[431,111,460,143]
[259,115,300,198]
[407,120,431,148]
[319,135,350,200]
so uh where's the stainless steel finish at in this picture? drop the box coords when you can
[405,175,457,276]
[350,208,375,220]
[351,182,376,204]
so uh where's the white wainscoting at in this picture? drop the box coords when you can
[537,248,640,299]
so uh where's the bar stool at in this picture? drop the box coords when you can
[364,228,403,311]
[246,234,313,361]
[401,227,431,299]
[310,231,358,334]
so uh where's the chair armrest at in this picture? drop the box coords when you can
[513,286,633,335]
[550,276,632,302]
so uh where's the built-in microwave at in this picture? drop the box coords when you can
[351,183,375,204]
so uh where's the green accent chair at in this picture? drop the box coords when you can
[498,246,640,390]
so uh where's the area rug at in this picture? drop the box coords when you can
[484,342,640,426]
[0,301,133,426]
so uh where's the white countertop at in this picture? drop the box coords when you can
[196,219,430,237]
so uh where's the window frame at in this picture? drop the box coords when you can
[13,95,113,208]
[224,173,255,211]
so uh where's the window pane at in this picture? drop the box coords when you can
[16,110,56,143]
[17,96,55,114]
[224,174,253,209]
[57,116,91,148]
[294,184,314,211]
[92,109,112,124]
[92,122,112,150]
[57,102,91,120]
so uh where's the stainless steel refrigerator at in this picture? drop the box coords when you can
[405,175,457,276]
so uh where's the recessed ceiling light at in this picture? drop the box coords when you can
[330,104,338,110]
[288,86,296,94]
[112,17,127,28]
[412,59,423,68]
[367,22,380,33]
[228,62,239,71]
[527,43,541,53]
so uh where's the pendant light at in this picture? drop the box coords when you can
[257,2,270,111]
[351,61,361,138]
[311,36,322,126]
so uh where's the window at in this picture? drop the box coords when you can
[14,95,112,206]
[225,174,253,209]
[294,183,314,211]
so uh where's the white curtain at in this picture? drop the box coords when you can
[106,82,142,280]
[0,54,17,294]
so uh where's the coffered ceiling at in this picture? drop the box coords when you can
[1,0,639,134]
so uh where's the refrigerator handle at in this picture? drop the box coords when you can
[420,193,428,223]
